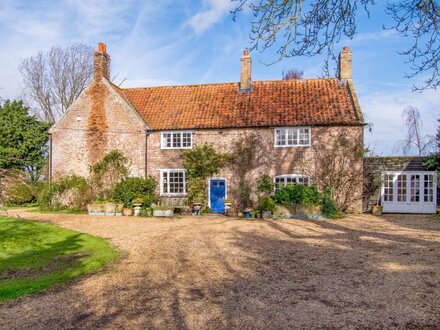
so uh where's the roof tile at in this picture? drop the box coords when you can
[116,79,361,130]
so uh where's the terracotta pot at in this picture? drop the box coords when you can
[372,205,383,216]
[123,208,133,216]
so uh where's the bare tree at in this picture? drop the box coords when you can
[398,106,435,155]
[282,68,304,80]
[436,117,440,150]
[232,0,440,90]
[19,43,94,124]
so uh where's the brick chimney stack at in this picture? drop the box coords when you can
[94,43,110,80]
[239,49,252,91]
[339,46,352,80]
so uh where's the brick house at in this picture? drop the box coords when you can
[49,43,365,212]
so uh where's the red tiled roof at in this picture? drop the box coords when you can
[116,79,362,130]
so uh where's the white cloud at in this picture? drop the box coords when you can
[187,0,235,34]
[350,29,397,44]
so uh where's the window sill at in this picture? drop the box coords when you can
[273,144,312,148]
[160,147,193,150]
[160,193,187,197]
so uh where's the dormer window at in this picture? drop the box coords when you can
[274,127,311,147]
[161,131,193,149]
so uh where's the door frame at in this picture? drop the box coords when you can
[208,177,228,210]
[381,171,437,214]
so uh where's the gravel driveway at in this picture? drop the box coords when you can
[1,210,440,329]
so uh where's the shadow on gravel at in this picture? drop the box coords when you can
[1,216,440,329]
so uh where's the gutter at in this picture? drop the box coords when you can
[145,125,151,177]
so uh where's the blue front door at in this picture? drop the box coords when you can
[210,179,226,213]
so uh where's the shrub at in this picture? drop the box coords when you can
[256,175,274,196]
[238,181,252,209]
[274,184,321,206]
[321,194,338,215]
[112,176,157,208]
[187,177,206,203]
[30,181,46,200]
[5,183,34,205]
[182,144,231,179]
[257,197,276,212]
[38,175,91,211]
[89,150,130,200]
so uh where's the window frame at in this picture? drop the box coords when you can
[160,131,193,150]
[274,127,312,147]
[273,174,311,191]
[160,169,188,196]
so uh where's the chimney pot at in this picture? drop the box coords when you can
[239,49,252,91]
[98,42,107,53]
[339,46,352,80]
[94,42,110,80]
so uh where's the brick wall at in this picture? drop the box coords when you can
[51,79,147,179]
[50,76,364,212]
[147,125,364,212]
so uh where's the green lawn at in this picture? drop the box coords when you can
[0,216,118,302]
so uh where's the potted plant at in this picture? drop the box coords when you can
[243,207,252,218]
[132,197,143,216]
[238,181,252,218]
[122,201,133,216]
[191,192,205,215]
[372,178,383,216]
[255,174,274,219]
[372,203,383,216]
[258,197,276,219]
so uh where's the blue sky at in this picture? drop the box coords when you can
[0,0,438,155]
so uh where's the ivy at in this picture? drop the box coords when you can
[182,144,231,203]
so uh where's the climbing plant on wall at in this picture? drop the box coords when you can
[182,144,231,203]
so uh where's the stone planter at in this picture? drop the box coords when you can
[105,202,116,216]
[372,205,383,216]
[224,202,233,210]
[123,208,133,216]
[133,203,142,216]
[273,204,322,219]
[153,209,174,217]
[87,203,105,216]
[115,203,123,216]
[261,211,272,219]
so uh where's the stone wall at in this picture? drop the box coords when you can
[147,125,364,212]
[50,78,147,179]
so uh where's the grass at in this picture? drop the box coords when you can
[1,204,38,211]
[0,216,118,302]
[29,207,87,215]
